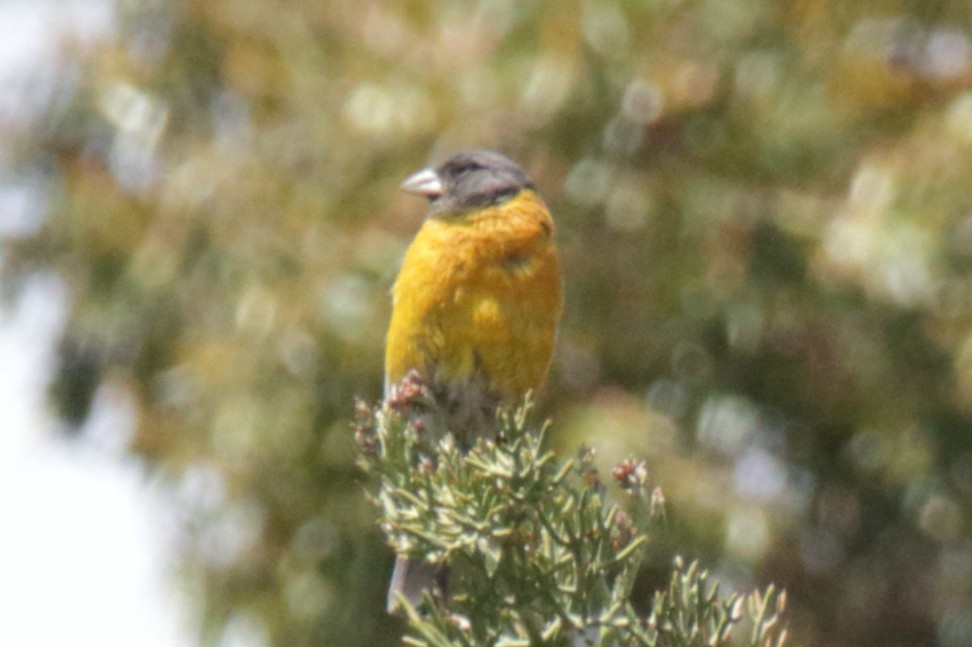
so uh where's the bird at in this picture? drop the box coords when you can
[384,150,563,613]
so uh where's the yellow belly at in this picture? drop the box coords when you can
[385,190,562,404]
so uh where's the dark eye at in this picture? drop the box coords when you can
[453,162,480,176]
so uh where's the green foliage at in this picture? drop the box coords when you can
[648,561,787,647]
[356,374,789,647]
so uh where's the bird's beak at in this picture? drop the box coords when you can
[399,168,444,199]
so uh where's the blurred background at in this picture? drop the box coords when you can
[3,0,972,645]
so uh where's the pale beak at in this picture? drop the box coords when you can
[399,168,444,199]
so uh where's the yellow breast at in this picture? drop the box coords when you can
[385,189,562,402]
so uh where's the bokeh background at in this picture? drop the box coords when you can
[4,1,972,645]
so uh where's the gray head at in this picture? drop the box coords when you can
[400,150,535,214]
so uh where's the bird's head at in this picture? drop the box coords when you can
[400,150,535,215]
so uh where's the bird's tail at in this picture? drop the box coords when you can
[386,556,448,614]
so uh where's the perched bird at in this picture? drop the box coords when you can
[384,150,563,613]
